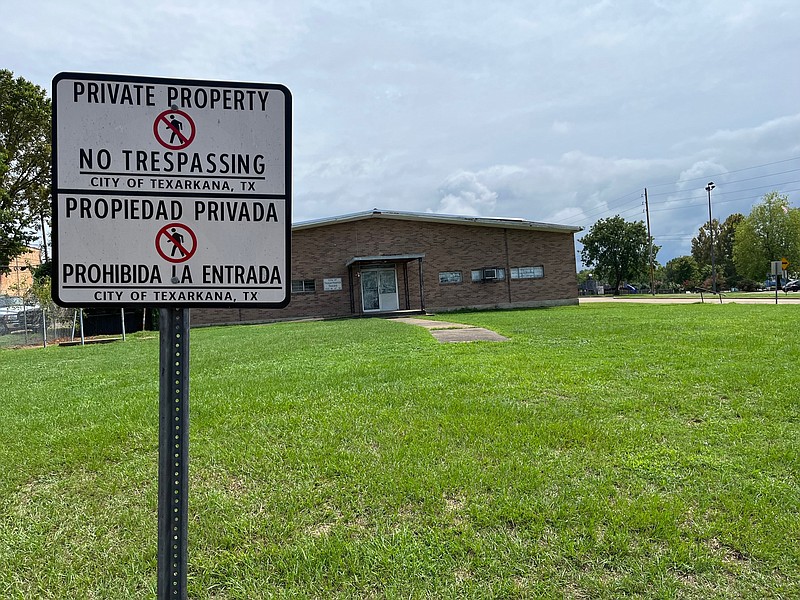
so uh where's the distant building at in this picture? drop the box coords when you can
[192,209,581,326]
[0,246,42,297]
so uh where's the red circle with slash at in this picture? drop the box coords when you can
[153,109,196,150]
[156,223,197,263]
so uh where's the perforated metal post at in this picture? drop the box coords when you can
[158,308,190,600]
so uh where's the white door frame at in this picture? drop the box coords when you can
[361,267,399,312]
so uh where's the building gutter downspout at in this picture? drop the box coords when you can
[418,257,426,312]
[348,264,356,314]
[503,228,512,303]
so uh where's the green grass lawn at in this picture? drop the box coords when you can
[0,303,798,598]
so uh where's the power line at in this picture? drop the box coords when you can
[647,167,800,199]
[645,155,800,190]
[713,187,800,205]
[649,185,800,213]
[567,156,800,251]
[568,159,800,226]
[560,189,642,226]
[650,189,800,258]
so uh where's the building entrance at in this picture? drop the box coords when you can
[361,268,399,312]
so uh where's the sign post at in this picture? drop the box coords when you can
[771,260,785,304]
[52,73,292,599]
[158,308,190,598]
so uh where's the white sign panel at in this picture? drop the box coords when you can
[52,73,291,308]
[323,278,343,291]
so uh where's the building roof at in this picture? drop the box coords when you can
[293,208,582,234]
[345,253,425,266]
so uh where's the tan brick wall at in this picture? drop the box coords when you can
[192,218,578,326]
[0,247,42,297]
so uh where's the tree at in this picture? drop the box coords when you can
[579,216,657,293]
[664,255,700,290]
[733,192,800,281]
[691,213,744,288]
[653,263,666,291]
[0,70,51,274]
[718,213,744,285]
[690,218,720,267]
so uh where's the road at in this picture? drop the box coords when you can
[580,294,800,305]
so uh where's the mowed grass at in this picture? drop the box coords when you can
[0,303,798,599]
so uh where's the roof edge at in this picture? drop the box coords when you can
[293,209,582,233]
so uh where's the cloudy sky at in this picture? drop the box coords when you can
[4,0,799,265]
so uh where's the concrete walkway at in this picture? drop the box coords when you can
[389,317,509,343]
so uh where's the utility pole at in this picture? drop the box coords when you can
[40,212,49,263]
[644,188,655,295]
[705,182,716,293]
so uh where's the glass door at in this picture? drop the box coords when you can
[361,268,398,312]
[378,269,399,311]
[361,270,380,311]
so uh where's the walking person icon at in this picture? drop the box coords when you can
[167,115,184,144]
[154,109,195,150]
[156,223,197,263]
[169,228,186,257]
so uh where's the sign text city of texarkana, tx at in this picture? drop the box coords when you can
[51,73,292,308]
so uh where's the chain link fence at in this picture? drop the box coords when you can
[1,299,72,348]
[1,298,153,349]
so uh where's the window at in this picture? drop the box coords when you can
[510,266,544,279]
[291,279,316,293]
[439,271,462,284]
[472,268,505,282]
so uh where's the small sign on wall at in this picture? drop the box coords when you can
[323,278,343,291]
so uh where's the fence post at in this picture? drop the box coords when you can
[42,308,48,348]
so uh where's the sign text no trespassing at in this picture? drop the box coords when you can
[52,73,292,308]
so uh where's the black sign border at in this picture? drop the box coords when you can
[51,72,292,309]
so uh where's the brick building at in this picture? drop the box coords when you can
[0,246,42,297]
[192,209,580,326]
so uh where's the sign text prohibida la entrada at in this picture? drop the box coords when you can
[51,73,292,308]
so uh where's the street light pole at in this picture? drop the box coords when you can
[705,182,716,293]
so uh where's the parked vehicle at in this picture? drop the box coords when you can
[783,279,800,292]
[0,296,26,333]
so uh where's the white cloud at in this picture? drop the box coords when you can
[436,171,498,216]
[3,0,800,265]
[552,121,572,135]
[676,161,727,190]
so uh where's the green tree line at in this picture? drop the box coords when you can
[581,191,800,293]
[1,69,51,276]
